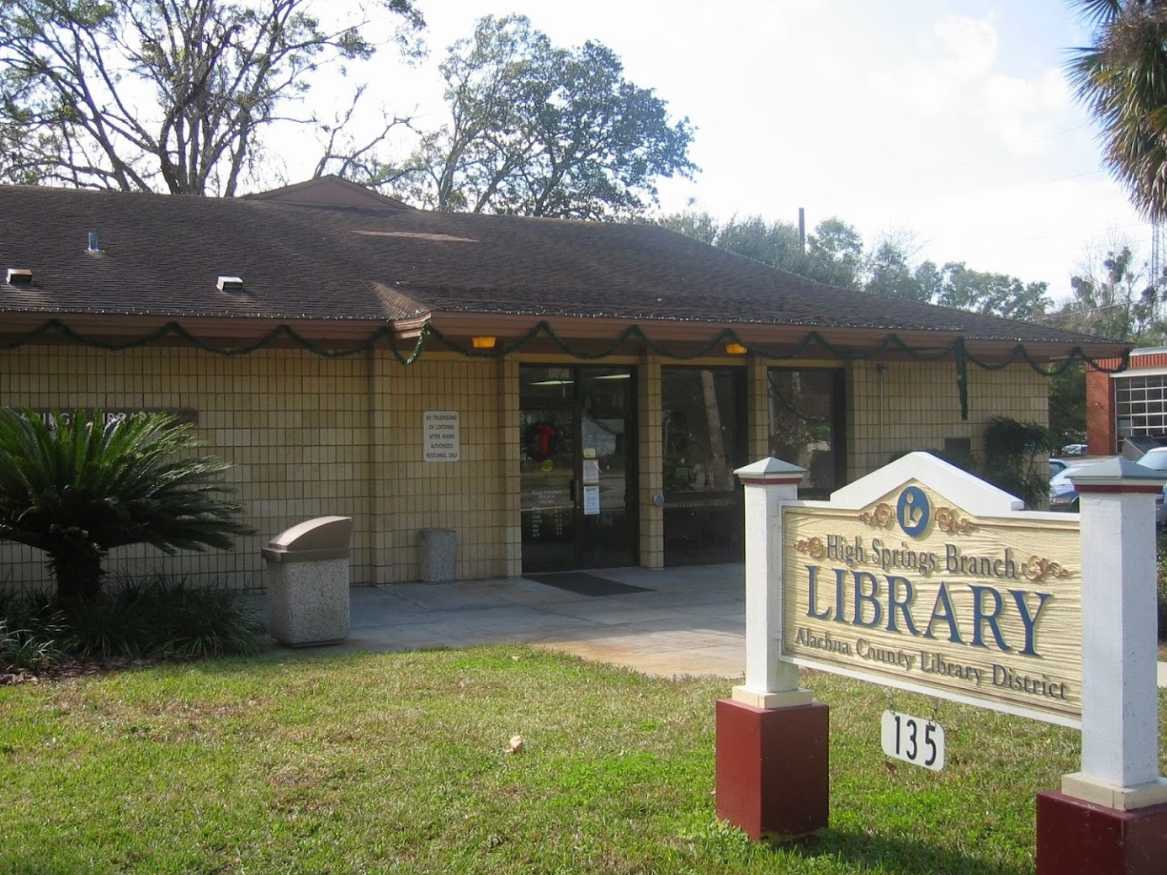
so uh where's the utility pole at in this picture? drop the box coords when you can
[798,207,806,253]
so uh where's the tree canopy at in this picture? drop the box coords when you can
[0,0,423,195]
[657,210,1051,320]
[380,15,696,219]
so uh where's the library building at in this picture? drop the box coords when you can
[0,177,1127,589]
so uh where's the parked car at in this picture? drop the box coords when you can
[1050,451,1167,522]
[1061,443,1088,456]
[1137,447,1167,526]
[1049,467,1078,512]
[1048,458,1069,477]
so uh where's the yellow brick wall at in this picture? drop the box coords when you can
[0,345,510,590]
[637,355,664,568]
[0,344,1050,589]
[845,360,1049,479]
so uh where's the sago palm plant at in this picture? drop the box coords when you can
[0,410,251,602]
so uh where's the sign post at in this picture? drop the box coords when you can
[715,458,828,839]
[1036,459,1167,874]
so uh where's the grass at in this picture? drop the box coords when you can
[1,647,1165,875]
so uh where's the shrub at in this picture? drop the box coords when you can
[0,410,252,602]
[981,417,1052,508]
[0,575,262,672]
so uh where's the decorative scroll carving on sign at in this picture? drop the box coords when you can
[795,536,826,559]
[934,506,975,535]
[1022,556,1075,582]
[857,503,894,529]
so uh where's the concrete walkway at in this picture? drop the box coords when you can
[326,564,746,679]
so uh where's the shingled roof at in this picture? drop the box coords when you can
[0,179,1116,347]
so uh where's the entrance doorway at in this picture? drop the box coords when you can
[520,365,638,572]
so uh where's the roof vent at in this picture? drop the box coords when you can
[217,275,245,293]
[87,231,101,254]
[6,268,32,285]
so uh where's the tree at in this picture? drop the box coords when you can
[934,263,1051,320]
[807,218,865,288]
[0,411,250,602]
[1055,244,1164,341]
[1069,1,1167,220]
[391,15,695,219]
[863,240,935,303]
[714,215,807,272]
[656,209,718,245]
[658,210,866,286]
[0,0,423,195]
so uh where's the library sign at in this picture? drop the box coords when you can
[783,480,1080,724]
[716,452,1167,871]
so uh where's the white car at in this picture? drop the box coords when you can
[1136,448,1167,525]
[1048,467,1078,511]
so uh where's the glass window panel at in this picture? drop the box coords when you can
[768,368,843,496]
[661,367,746,565]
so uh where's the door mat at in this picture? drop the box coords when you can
[525,572,651,597]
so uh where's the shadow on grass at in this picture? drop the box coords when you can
[766,828,1031,875]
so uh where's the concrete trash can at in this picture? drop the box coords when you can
[419,528,457,583]
[262,515,352,646]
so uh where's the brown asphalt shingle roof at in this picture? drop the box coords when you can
[0,182,1113,346]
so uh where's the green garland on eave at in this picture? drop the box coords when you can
[0,317,1131,421]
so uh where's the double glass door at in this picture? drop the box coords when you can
[520,365,637,572]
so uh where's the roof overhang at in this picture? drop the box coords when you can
[0,309,1132,366]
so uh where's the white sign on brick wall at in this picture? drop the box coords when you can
[423,410,460,462]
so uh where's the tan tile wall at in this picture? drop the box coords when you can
[637,356,664,568]
[747,359,769,460]
[0,345,510,590]
[0,344,1049,590]
[845,360,1049,479]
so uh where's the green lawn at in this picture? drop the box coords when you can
[1,648,1164,875]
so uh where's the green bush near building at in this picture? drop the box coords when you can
[0,575,261,673]
[3,646,1163,874]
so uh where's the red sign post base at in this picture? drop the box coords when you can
[1036,792,1167,875]
[714,698,829,839]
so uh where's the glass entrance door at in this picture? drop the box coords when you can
[520,365,637,572]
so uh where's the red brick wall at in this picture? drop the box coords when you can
[1086,353,1167,455]
[1085,365,1115,455]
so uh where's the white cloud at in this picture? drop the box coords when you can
[935,14,1000,81]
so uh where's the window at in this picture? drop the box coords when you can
[767,368,845,497]
[661,367,747,565]
[1115,374,1167,439]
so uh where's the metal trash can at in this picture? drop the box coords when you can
[419,528,457,583]
[261,516,352,646]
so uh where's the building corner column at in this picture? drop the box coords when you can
[499,357,522,577]
[638,355,664,569]
[747,358,769,461]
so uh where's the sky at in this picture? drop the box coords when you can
[274,0,1149,304]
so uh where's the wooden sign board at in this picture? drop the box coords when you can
[781,477,1081,726]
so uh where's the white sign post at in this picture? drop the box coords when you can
[715,457,828,840]
[1037,459,1167,874]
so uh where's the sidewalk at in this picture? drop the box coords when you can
[260,564,747,679]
